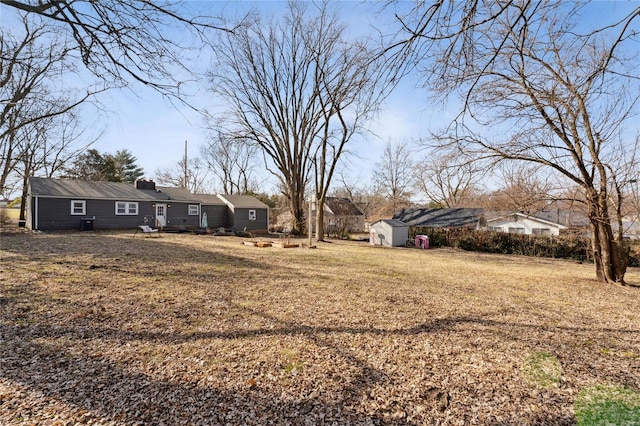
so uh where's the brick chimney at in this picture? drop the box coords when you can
[135,179,156,190]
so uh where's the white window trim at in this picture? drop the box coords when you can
[115,201,139,215]
[248,209,257,221]
[71,200,86,216]
[188,204,199,215]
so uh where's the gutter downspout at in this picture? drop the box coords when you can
[34,196,39,230]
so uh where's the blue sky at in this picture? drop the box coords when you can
[2,1,638,195]
[86,1,435,192]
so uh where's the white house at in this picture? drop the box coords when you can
[485,212,567,236]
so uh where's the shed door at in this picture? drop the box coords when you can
[156,204,167,227]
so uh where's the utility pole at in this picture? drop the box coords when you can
[183,140,188,188]
[308,199,312,247]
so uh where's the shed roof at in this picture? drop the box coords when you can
[372,219,408,228]
[29,177,156,200]
[217,194,268,209]
[393,208,484,228]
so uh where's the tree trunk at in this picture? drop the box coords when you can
[18,169,29,222]
[588,197,627,284]
[287,184,306,235]
[315,196,325,241]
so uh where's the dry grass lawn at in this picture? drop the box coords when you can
[1,230,639,425]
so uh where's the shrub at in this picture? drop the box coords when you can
[409,227,592,262]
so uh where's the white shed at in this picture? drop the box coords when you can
[370,219,409,247]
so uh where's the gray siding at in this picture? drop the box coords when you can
[201,205,227,229]
[163,203,200,229]
[231,207,268,231]
[32,197,156,230]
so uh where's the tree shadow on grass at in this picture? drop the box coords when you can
[3,293,639,424]
[3,232,639,423]
[2,338,399,425]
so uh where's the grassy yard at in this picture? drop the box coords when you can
[1,230,639,424]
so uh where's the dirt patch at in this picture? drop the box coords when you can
[1,231,639,424]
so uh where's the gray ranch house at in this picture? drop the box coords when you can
[26,177,268,232]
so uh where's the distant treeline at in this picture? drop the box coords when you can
[409,227,640,267]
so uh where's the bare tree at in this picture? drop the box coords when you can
[414,148,486,208]
[201,131,258,194]
[373,141,414,215]
[1,0,233,100]
[1,17,101,195]
[484,164,556,214]
[207,2,388,235]
[395,2,640,284]
[155,157,209,194]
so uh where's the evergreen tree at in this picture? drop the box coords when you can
[65,148,143,182]
[111,149,144,183]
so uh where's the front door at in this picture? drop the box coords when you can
[156,203,167,227]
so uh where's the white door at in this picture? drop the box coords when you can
[156,204,167,227]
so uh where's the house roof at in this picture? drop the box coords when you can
[372,219,408,228]
[155,186,201,202]
[393,208,484,228]
[29,177,158,200]
[487,212,568,229]
[533,209,590,228]
[29,177,206,203]
[325,197,363,216]
[191,193,226,205]
[29,178,274,212]
[217,194,268,209]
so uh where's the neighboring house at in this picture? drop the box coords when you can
[614,215,640,240]
[322,197,365,235]
[393,208,485,228]
[531,205,590,231]
[276,197,365,235]
[26,177,269,232]
[217,194,269,232]
[484,212,568,236]
[370,219,409,247]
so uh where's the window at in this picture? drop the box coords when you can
[508,227,525,234]
[489,226,503,232]
[115,201,138,215]
[248,209,257,221]
[71,200,86,215]
[188,204,199,215]
[532,228,551,235]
